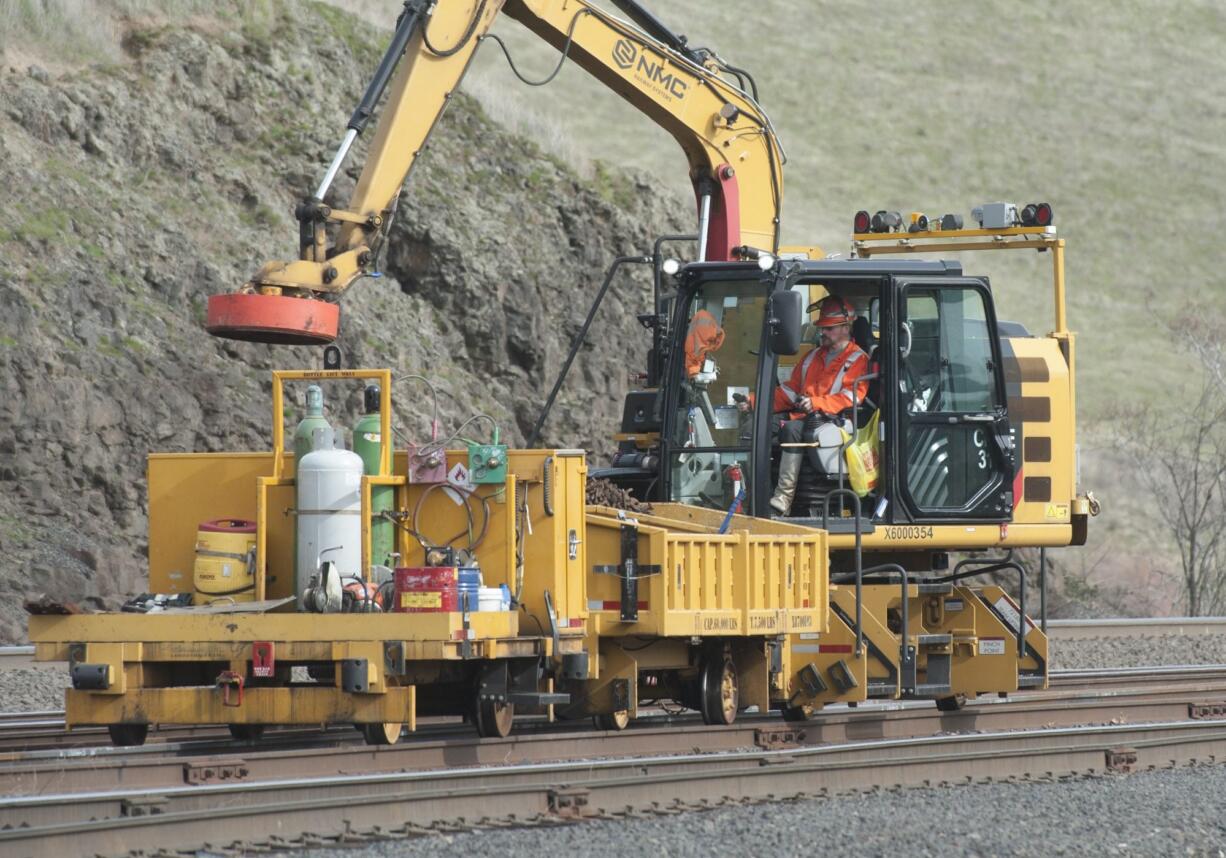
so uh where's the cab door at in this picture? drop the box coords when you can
[660,277,769,515]
[892,278,1014,521]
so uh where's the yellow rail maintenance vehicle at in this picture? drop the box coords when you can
[27,0,1089,740]
[603,201,1086,717]
[30,367,827,743]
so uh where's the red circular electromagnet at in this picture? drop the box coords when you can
[206,292,339,345]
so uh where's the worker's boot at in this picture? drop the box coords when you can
[770,452,803,515]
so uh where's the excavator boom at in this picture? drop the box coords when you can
[206,0,784,345]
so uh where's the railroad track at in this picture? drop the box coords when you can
[1,666,1224,855]
[3,715,1224,858]
[3,664,1224,755]
[3,675,1223,793]
[1046,617,1226,639]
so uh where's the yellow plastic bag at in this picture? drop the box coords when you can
[844,409,881,497]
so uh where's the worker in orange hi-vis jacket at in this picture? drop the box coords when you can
[768,295,868,515]
[683,308,725,378]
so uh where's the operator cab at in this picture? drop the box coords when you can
[655,258,1015,531]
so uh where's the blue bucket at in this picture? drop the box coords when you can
[458,566,482,611]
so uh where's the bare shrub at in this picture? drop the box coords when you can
[1112,314,1226,616]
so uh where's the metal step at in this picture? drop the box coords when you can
[507,691,571,706]
[784,516,876,535]
[867,680,897,697]
[822,517,877,535]
[913,683,953,697]
[1017,673,1046,688]
[916,583,954,595]
[916,633,952,646]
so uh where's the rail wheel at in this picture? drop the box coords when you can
[228,724,265,742]
[699,655,738,726]
[593,709,630,731]
[781,704,811,723]
[935,693,967,712]
[474,699,514,738]
[360,722,403,745]
[108,723,148,747]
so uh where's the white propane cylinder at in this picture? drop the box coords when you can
[296,429,364,604]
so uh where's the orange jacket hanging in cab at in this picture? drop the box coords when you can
[684,309,726,377]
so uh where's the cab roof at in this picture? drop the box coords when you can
[681,257,964,279]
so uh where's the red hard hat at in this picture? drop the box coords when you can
[814,295,856,327]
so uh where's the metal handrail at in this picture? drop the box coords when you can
[935,556,1028,654]
[861,562,913,695]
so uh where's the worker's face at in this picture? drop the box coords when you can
[819,323,850,349]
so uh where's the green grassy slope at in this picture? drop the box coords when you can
[459,0,1226,417]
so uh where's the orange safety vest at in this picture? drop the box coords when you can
[684,309,725,378]
[773,340,868,419]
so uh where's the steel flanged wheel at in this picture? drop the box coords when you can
[474,699,514,738]
[360,722,404,745]
[700,656,739,726]
[593,709,631,731]
[935,693,968,712]
[228,724,265,742]
[781,704,811,723]
[108,723,149,747]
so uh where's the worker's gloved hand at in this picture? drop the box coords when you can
[802,411,828,433]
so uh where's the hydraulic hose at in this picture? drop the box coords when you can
[348,0,429,134]
[528,254,651,447]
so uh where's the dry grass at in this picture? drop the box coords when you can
[0,0,261,68]
[0,2,295,82]
[456,1,1226,422]
[6,0,1219,414]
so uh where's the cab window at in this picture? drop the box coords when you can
[668,281,765,509]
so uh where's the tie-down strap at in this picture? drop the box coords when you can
[592,523,661,622]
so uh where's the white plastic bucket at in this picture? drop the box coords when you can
[478,586,509,612]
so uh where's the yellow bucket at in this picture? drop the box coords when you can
[193,519,256,605]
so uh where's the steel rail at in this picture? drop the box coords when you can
[1052,665,1226,684]
[1,663,1224,758]
[3,718,1226,858]
[3,677,1225,798]
[3,664,1224,758]
[0,645,38,669]
[1047,617,1226,640]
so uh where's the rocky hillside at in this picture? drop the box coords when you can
[0,4,682,641]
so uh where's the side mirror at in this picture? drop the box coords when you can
[767,289,803,355]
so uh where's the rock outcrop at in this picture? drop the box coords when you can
[0,5,683,641]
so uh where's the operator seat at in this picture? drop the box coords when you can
[850,315,880,410]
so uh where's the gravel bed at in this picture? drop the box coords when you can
[289,763,1226,858]
[0,666,70,713]
[1050,633,1226,670]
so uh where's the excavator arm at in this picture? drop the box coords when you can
[206,0,785,345]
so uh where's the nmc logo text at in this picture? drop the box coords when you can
[611,38,688,100]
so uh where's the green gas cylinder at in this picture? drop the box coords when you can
[292,385,331,478]
[353,384,394,570]
[292,385,332,589]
